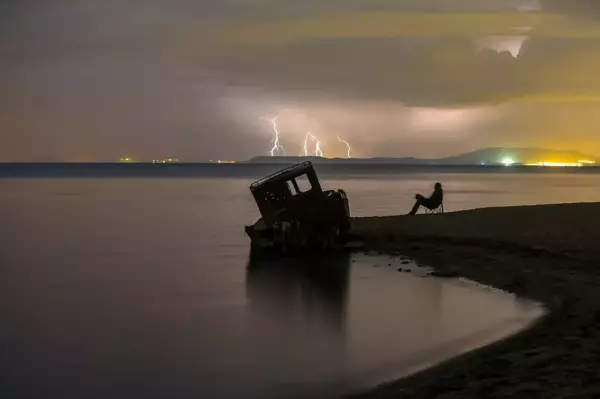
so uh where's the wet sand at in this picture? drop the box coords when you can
[350,202,600,398]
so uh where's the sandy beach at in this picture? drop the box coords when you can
[350,202,600,398]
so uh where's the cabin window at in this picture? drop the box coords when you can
[287,181,299,196]
[294,174,312,193]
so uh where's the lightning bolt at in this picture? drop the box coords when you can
[303,132,309,156]
[262,116,284,156]
[307,132,323,157]
[337,136,352,159]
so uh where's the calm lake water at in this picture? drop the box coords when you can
[3,169,597,398]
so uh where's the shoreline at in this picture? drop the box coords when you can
[348,202,600,398]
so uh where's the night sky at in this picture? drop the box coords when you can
[2,0,600,161]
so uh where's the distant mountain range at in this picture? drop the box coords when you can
[247,147,598,165]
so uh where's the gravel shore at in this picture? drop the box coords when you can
[349,203,600,398]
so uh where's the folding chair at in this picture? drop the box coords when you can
[425,203,444,214]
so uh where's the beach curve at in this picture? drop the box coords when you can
[349,202,600,398]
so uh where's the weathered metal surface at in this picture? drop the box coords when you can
[245,162,350,254]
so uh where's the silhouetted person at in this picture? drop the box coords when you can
[408,182,443,215]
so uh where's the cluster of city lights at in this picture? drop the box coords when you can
[502,159,596,167]
[152,158,180,164]
[526,161,583,167]
[501,157,515,166]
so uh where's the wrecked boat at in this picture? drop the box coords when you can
[245,161,350,255]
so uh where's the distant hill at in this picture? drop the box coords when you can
[247,148,598,165]
[439,147,598,165]
[246,156,425,164]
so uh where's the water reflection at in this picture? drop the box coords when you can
[244,251,352,389]
[245,251,350,335]
[242,252,542,397]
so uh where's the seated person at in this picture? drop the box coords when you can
[408,182,443,215]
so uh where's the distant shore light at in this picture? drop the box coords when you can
[152,158,180,164]
[525,161,583,167]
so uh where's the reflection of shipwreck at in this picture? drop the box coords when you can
[246,253,351,335]
[245,162,350,254]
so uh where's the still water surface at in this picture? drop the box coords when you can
[3,171,593,398]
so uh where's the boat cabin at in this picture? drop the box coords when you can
[249,162,325,227]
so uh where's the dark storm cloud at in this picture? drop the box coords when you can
[196,1,600,155]
[202,37,521,106]
[542,0,600,18]
[202,34,600,106]
[3,0,600,160]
